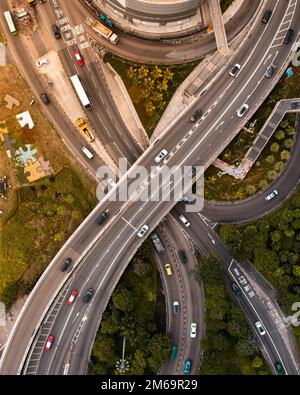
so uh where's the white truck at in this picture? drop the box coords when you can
[151,233,165,255]
[92,20,119,45]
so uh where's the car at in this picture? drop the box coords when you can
[265,189,278,202]
[178,250,187,264]
[154,149,168,164]
[51,24,61,39]
[265,64,277,78]
[291,102,300,110]
[60,257,73,272]
[274,361,285,375]
[35,57,48,68]
[45,336,54,351]
[189,109,203,123]
[190,322,197,338]
[255,321,266,335]
[283,28,293,44]
[67,289,78,305]
[137,224,149,238]
[165,263,173,276]
[229,63,241,77]
[179,214,190,227]
[183,359,191,374]
[172,301,180,315]
[73,49,84,66]
[230,282,241,295]
[170,344,178,360]
[97,209,109,225]
[237,103,249,117]
[262,9,272,24]
[40,93,50,104]
[83,288,94,303]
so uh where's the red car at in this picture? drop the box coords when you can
[73,50,84,66]
[45,336,54,351]
[67,289,78,305]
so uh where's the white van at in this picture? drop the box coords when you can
[81,146,93,159]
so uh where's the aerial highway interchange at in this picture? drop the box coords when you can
[0,0,299,377]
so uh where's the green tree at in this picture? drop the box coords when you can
[245,184,257,195]
[293,265,300,277]
[280,150,290,161]
[265,155,275,164]
[284,138,294,149]
[129,350,147,375]
[267,170,277,181]
[194,253,224,286]
[270,142,280,153]
[112,288,135,312]
[147,333,171,372]
[274,161,284,172]
[252,356,263,369]
[259,180,268,190]
[275,130,285,140]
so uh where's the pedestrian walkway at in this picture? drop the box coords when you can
[213,99,300,180]
[99,60,149,150]
[208,0,228,52]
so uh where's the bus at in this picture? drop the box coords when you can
[4,11,17,36]
[69,74,92,110]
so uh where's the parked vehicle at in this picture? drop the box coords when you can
[83,288,94,303]
[44,336,54,351]
[40,93,50,104]
[178,250,187,264]
[229,63,241,77]
[283,28,293,44]
[81,146,93,159]
[165,263,173,276]
[189,109,203,123]
[67,290,78,305]
[73,49,84,66]
[96,209,109,225]
[230,282,241,295]
[154,149,168,164]
[255,321,266,335]
[262,9,272,24]
[170,344,178,360]
[150,233,165,254]
[265,64,277,78]
[60,257,73,272]
[274,361,285,375]
[92,20,119,44]
[179,214,190,227]
[265,189,278,202]
[183,359,191,374]
[237,103,249,117]
[36,57,48,67]
[190,322,197,338]
[51,24,61,39]
[137,224,149,238]
[172,301,180,315]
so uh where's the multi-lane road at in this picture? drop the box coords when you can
[0,0,299,376]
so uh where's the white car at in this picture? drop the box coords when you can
[179,214,190,227]
[35,57,48,68]
[237,103,249,117]
[190,322,197,338]
[255,321,266,336]
[137,224,149,238]
[265,189,278,201]
[229,63,241,77]
[154,149,168,164]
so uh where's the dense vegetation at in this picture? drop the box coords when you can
[219,190,300,350]
[104,53,200,136]
[89,240,171,375]
[0,168,96,308]
[195,253,270,375]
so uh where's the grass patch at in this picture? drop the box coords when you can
[89,240,170,375]
[104,53,201,137]
[204,63,300,201]
[0,167,97,308]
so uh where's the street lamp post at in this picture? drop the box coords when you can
[115,336,130,373]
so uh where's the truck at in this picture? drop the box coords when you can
[150,233,165,255]
[76,118,95,143]
[92,20,119,45]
